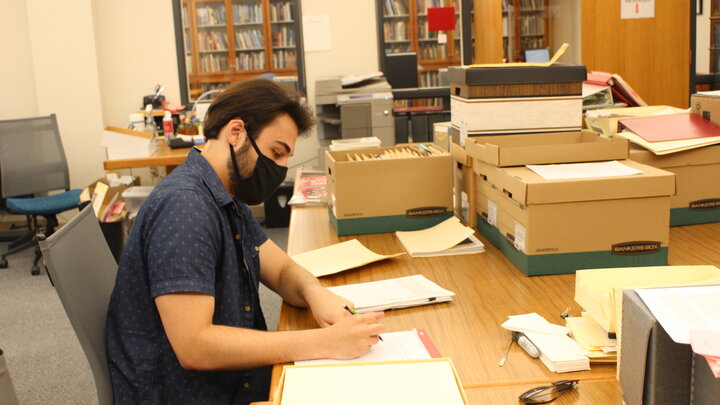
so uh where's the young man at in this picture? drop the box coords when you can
[106,79,385,404]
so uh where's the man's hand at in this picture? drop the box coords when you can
[303,285,356,327]
[317,311,385,359]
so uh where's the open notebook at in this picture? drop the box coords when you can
[327,274,455,313]
[395,216,484,257]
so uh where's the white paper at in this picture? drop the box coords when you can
[437,32,447,44]
[635,285,720,344]
[302,15,331,52]
[327,275,455,313]
[487,199,497,227]
[621,0,655,19]
[502,313,570,336]
[295,330,432,366]
[514,221,526,253]
[526,160,642,180]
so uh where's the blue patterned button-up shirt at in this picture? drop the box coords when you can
[106,148,270,404]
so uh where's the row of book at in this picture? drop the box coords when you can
[383,0,409,16]
[237,51,265,70]
[272,26,296,47]
[198,31,228,52]
[419,43,449,60]
[520,14,545,36]
[418,19,460,38]
[270,1,294,22]
[417,0,447,13]
[419,70,440,87]
[521,36,545,50]
[235,29,264,50]
[199,54,228,73]
[383,21,409,42]
[273,49,296,69]
[233,3,262,24]
[196,5,226,26]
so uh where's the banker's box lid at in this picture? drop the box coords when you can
[465,131,628,167]
[490,160,675,205]
[448,63,586,85]
[629,144,720,168]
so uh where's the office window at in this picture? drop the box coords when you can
[172,0,306,104]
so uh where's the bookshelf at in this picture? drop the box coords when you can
[502,0,550,62]
[377,0,462,88]
[176,0,304,101]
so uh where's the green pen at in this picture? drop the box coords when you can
[344,305,383,341]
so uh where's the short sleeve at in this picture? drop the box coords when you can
[143,189,223,298]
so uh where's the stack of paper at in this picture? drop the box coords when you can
[565,312,617,363]
[295,329,440,366]
[502,313,590,373]
[327,275,455,313]
[395,216,484,257]
[291,239,404,277]
[616,113,720,155]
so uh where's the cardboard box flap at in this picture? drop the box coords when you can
[465,131,628,166]
[450,141,471,166]
[629,144,720,168]
[494,160,675,205]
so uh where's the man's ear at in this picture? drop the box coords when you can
[224,118,247,148]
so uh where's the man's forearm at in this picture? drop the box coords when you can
[274,261,325,308]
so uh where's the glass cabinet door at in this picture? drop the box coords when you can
[233,0,265,71]
[270,0,297,70]
[382,0,411,54]
[195,0,230,73]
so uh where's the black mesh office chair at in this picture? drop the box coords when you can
[0,114,82,275]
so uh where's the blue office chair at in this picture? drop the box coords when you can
[0,114,83,275]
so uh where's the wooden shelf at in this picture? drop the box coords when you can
[180,0,301,98]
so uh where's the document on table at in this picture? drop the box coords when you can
[278,359,466,405]
[526,160,642,180]
[635,285,720,344]
[395,216,483,257]
[327,274,455,313]
[291,239,404,277]
[295,329,439,366]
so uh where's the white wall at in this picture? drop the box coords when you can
[548,0,581,64]
[24,0,106,189]
[0,0,38,119]
[291,0,379,172]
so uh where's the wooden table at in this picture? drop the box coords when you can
[269,206,720,403]
[103,141,199,171]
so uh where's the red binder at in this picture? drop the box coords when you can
[619,113,720,142]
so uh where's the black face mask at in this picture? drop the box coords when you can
[229,134,288,205]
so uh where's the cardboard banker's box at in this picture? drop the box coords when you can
[620,289,720,405]
[450,141,475,227]
[325,145,452,236]
[472,159,675,276]
[630,144,720,226]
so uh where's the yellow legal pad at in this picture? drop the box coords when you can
[273,358,467,405]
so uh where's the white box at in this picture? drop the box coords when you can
[121,186,154,213]
[101,126,157,160]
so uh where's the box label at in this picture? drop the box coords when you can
[611,241,661,255]
[406,206,447,217]
[514,221,526,253]
[487,199,497,227]
[689,198,720,211]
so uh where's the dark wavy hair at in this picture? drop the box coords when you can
[202,78,314,140]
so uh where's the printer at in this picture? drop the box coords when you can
[315,74,395,147]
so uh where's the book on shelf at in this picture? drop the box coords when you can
[586,71,646,107]
[327,274,455,313]
[395,216,484,257]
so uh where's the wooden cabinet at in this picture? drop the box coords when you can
[502,0,550,62]
[378,0,462,87]
[178,0,303,100]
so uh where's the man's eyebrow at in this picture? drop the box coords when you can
[275,140,291,154]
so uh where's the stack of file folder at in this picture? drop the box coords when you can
[502,313,590,373]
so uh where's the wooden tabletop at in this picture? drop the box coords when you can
[270,206,720,403]
[103,141,199,170]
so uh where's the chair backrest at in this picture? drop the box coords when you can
[0,114,71,198]
[38,205,117,405]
